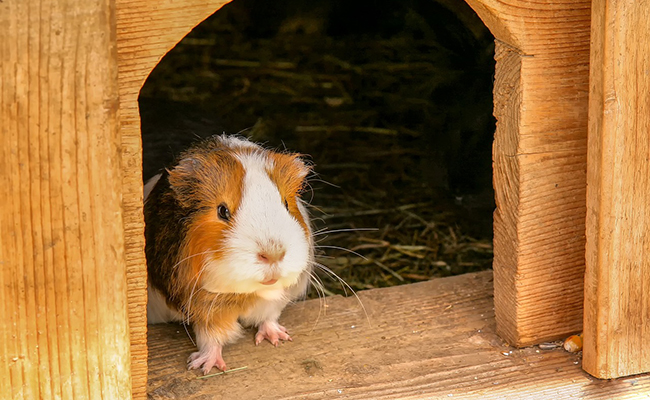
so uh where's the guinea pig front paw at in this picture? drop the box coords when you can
[187,344,227,374]
[255,321,293,347]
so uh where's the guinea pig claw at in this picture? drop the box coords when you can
[187,345,227,374]
[255,321,292,346]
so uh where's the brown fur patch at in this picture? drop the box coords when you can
[168,151,245,211]
[267,152,312,234]
[184,289,257,336]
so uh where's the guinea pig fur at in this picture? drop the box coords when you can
[144,135,314,374]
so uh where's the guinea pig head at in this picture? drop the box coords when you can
[168,138,312,300]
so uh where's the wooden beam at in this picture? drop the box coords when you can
[584,0,650,379]
[114,0,231,397]
[463,0,591,345]
[0,0,132,398]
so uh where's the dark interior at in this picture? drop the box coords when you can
[139,0,496,295]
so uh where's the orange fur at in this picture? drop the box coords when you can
[267,152,311,234]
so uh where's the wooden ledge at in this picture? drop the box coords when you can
[147,272,649,399]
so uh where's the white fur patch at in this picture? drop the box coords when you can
[147,284,183,324]
[218,134,260,151]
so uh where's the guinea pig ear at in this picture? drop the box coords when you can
[268,152,312,196]
[167,156,202,208]
[291,154,312,180]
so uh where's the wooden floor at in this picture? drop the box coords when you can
[147,271,650,399]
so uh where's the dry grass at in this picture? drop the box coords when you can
[311,201,493,294]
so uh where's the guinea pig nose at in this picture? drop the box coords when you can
[257,246,286,264]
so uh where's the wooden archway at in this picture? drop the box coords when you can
[117,0,591,395]
[2,0,648,398]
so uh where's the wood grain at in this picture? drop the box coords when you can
[148,271,650,399]
[114,1,231,397]
[464,0,591,346]
[584,0,650,379]
[0,0,131,398]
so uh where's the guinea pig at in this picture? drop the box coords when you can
[144,134,314,374]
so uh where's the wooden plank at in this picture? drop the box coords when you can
[147,271,650,399]
[0,0,132,398]
[584,0,650,379]
[114,1,231,397]
[463,0,591,346]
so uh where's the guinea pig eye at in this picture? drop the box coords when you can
[217,203,231,222]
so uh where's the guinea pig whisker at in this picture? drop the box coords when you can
[314,236,331,245]
[309,217,327,227]
[308,271,326,303]
[167,249,217,345]
[179,319,196,347]
[311,226,329,235]
[311,261,371,328]
[304,181,315,204]
[311,228,379,246]
[302,202,326,215]
[314,245,369,262]
[312,228,378,236]
[312,262,352,297]
[169,249,219,271]
[206,292,221,319]
[185,219,213,237]
[183,258,213,343]
[308,177,340,189]
[234,126,254,136]
[186,264,207,312]
[307,272,325,332]
[312,278,328,319]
